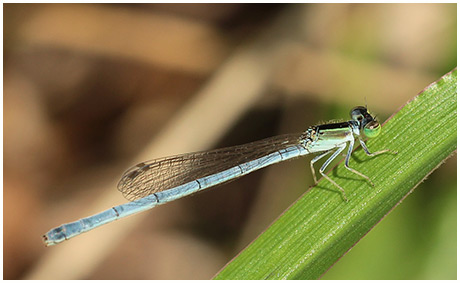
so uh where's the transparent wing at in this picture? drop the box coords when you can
[117,133,304,201]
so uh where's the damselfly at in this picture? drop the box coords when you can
[43,106,395,246]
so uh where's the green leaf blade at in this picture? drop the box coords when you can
[214,69,457,280]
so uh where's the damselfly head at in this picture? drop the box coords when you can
[350,106,381,138]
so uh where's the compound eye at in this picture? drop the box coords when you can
[363,121,381,138]
[350,106,367,121]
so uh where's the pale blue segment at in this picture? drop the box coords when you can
[155,181,200,203]
[43,145,312,246]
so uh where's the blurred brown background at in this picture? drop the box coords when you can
[3,3,456,279]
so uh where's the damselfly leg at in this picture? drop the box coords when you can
[310,138,396,201]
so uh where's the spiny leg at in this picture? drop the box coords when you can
[318,143,348,201]
[345,138,374,186]
[359,139,397,156]
[310,151,332,184]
